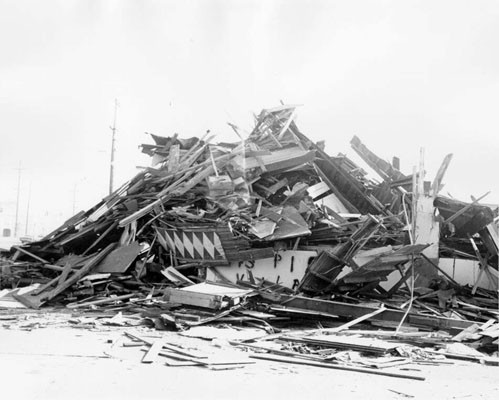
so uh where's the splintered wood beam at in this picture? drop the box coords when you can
[431,153,453,195]
[350,135,407,183]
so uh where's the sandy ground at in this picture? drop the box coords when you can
[0,318,497,400]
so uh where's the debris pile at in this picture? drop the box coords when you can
[1,104,498,375]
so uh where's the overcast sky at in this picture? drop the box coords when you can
[1,0,498,236]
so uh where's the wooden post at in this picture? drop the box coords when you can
[413,148,440,286]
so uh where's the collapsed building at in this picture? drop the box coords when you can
[0,105,497,346]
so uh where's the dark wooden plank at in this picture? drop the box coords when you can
[280,295,477,331]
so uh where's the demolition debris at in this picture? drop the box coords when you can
[1,105,498,377]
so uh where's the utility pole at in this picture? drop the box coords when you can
[109,98,119,195]
[14,161,22,237]
[25,182,32,236]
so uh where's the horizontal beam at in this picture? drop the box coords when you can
[280,295,476,332]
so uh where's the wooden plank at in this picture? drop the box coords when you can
[142,340,164,364]
[250,354,425,381]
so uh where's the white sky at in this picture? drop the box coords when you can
[1,0,498,236]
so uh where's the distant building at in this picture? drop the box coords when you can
[0,200,16,238]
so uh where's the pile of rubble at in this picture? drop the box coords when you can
[1,105,498,376]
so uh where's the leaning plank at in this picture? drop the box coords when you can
[11,246,50,264]
[56,260,74,286]
[250,353,425,381]
[420,254,461,288]
[46,243,117,301]
[320,306,386,334]
[30,275,63,296]
[14,244,116,309]
[161,267,195,285]
[82,221,119,256]
[444,191,490,225]
[431,154,453,195]
[119,196,168,227]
